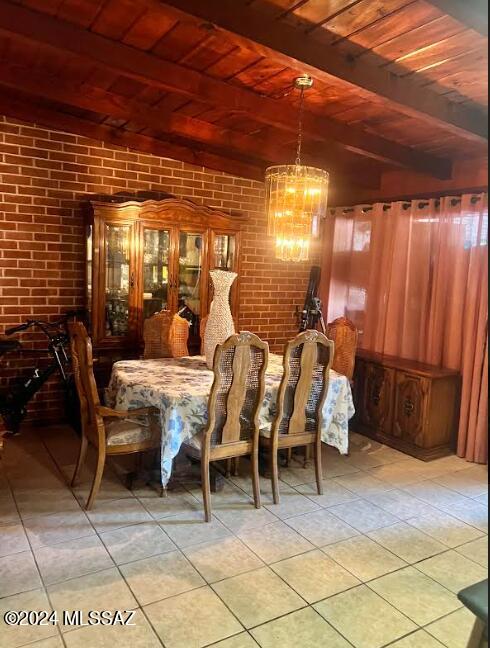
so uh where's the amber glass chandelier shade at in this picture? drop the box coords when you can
[265,164,329,262]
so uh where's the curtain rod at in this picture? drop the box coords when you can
[330,194,483,216]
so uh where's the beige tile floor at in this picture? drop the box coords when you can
[0,426,487,648]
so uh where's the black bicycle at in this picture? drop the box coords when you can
[0,311,84,436]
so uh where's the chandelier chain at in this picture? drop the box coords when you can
[295,85,306,166]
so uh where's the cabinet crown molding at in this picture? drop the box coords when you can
[90,197,249,228]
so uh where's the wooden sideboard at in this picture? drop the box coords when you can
[352,350,461,461]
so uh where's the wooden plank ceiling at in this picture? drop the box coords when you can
[0,0,487,188]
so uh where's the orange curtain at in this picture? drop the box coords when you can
[323,194,488,464]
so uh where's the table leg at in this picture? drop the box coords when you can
[210,467,225,493]
[186,456,225,493]
[259,448,290,478]
[304,445,312,468]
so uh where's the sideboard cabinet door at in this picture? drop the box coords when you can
[393,373,430,447]
[361,363,395,434]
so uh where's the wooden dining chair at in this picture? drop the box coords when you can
[184,332,269,522]
[69,322,162,510]
[143,310,190,359]
[261,330,335,504]
[326,317,358,381]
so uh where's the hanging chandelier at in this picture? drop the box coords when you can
[265,75,329,262]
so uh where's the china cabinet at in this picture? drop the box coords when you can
[86,198,246,359]
[352,350,461,461]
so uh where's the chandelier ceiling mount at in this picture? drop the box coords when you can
[265,75,330,263]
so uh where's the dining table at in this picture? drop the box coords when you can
[106,353,355,486]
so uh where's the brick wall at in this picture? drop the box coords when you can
[0,116,315,429]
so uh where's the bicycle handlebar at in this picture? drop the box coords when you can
[5,310,87,338]
[5,322,32,336]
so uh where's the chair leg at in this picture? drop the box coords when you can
[251,451,261,510]
[285,448,292,467]
[85,447,106,511]
[233,457,240,477]
[71,434,88,487]
[270,444,280,505]
[201,457,212,523]
[314,439,324,496]
[466,618,487,648]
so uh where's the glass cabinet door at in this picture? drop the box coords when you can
[86,224,93,328]
[104,223,131,338]
[178,231,204,318]
[143,229,171,321]
[178,231,204,355]
[212,233,236,271]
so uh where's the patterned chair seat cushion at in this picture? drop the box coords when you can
[106,418,153,447]
[259,417,316,438]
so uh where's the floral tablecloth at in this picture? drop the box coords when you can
[106,354,355,486]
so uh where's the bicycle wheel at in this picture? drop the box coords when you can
[0,389,25,435]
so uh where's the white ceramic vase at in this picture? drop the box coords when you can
[204,270,237,369]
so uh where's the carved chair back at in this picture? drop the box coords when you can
[204,332,269,449]
[272,330,334,438]
[326,317,358,380]
[69,322,104,448]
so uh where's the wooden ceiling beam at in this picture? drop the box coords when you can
[0,63,380,188]
[0,91,373,202]
[158,0,488,144]
[0,1,451,179]
[0,91,264,181]
[425,0,488,37]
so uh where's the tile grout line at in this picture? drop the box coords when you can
[2,431,486,648]
[126,470,361,641]
[362,567,465,630]
[40,433,169,648]
[0,451,67,647]
[48,442,322,643]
